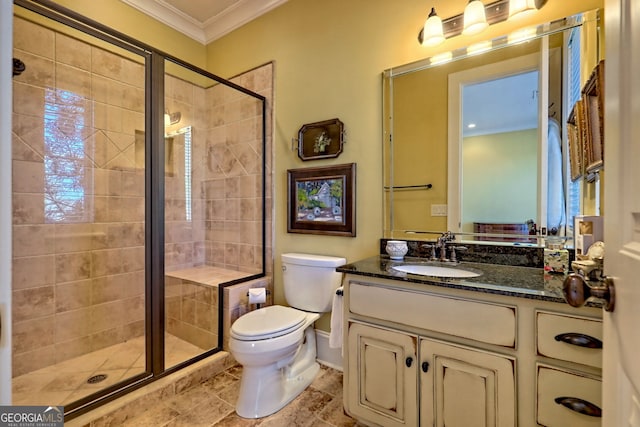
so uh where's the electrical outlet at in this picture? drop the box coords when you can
[431,204,448,216]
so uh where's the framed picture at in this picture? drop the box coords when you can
[287,163,356,236]
[297,118,345,161]
[567,105,583,181]
[583,60,605,172]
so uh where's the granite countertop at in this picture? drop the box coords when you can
[337,255,597,306]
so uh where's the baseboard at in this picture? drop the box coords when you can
[315,329,343,371]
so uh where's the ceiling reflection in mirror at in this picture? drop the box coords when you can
[383,10,602,246]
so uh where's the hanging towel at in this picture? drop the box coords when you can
[329,287,344,349]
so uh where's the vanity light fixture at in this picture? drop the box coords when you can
[463,0,489,35]
[417,0,547,46]
[508,0,536,19]
[422,7,445,46]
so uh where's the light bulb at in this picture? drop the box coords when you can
[422,8,445,47]
[508,0,536,19]
[463,0,488,36]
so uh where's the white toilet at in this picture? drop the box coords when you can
[229,252,346,419]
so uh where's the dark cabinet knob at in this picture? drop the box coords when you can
[405,357,413,367]
[421,361,430,372]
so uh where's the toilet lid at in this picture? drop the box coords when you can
[231,305,307,340]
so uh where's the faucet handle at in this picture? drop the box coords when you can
[449,246,468,263]
[421,244,437,260]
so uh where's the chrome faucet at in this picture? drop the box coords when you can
[422,232,464,262]
[436,231,455,262]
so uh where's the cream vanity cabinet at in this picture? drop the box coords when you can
[342,274,603,427]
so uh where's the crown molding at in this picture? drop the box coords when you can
[121,0,288,45]
[203,0,288,43]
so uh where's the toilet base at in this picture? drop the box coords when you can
[235,360,320,419]
[234,325,320,419]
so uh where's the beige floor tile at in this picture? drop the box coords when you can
[201,371,239,396]
[166,395,234,426]
[166,385,214,413]
[121,403,180,427]
[311,365,344,397]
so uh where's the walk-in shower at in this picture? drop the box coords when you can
[11,0,270,417]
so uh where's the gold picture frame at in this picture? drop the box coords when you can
[583,60,605,172]
[567,104,583,181]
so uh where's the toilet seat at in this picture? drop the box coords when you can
[231,305,307,341]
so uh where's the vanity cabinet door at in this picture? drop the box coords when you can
[346,322,418,427]
[419,337,516,427]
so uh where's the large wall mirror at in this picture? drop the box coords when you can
[383,9,602,246]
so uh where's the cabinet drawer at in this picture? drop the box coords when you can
[536,311,602,368]
[349,282,516,347]
[537,364,602,427]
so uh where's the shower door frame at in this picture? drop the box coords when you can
[13,0,268,419]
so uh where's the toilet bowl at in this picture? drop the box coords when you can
[228,253,346,419]
[229,306,321,418]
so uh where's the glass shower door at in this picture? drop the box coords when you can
[12,10,148,408]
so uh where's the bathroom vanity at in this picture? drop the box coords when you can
[338,257,603,427]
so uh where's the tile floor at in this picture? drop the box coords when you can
[15,336,359,426]
[12,334,203,407]
[118,363,359,426]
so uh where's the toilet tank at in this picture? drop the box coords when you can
[282,253,346,313]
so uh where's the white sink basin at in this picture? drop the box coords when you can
[392,264,482,278]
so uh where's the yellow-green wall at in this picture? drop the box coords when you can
[40,0,604,331]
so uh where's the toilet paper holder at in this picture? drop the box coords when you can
[246,289,271,309]
[246,289,271,297]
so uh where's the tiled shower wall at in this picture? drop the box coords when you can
[12,13,274,376]
[164,64,273,276]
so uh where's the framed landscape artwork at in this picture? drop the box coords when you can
[287,163,356,236]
